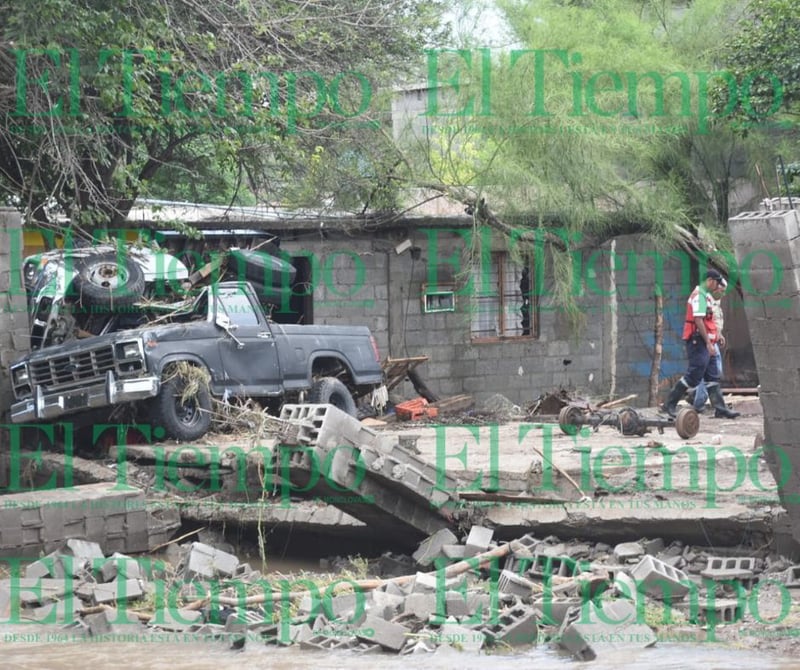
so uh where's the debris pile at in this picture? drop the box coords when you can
[3,529,794,660]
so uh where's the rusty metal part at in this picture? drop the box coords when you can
[557,404,699,440]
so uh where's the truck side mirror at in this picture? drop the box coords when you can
[215,313,244,348]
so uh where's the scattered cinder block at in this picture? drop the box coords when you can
[27,597,81,624]
[413,528,458,567]
[613,572,641,609]
[497,569,536,600]
[533,597,581,626]
[558,599,656,661]
[357,614,409,651]
[151,607,203,631]
[442,544,466,560]
[466,591,491,618]
[630,555,691,602]
[300,634,358,651]
[530,554,580,578]
[11,578,76,606]
[99,553,142,583]
[613,542,644,562]
[402,593,439,620]
[439,619,485,652]
[371,590,405,619]
[464,526,494,558]
[643,538,665,555]
[783,565,800,588]
[184,542,239,581]
[692,598,743,626]
[479,605,538,647]
[24,553,62,580]
[92,578,143,605]
[65,538,105,559]
[700,557,757,589]
[84,607,144,636]
[444,591,470,618]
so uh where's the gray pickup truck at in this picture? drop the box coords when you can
[9,281,385,441]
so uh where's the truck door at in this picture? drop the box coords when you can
[214,284,282,394]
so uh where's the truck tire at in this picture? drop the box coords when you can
[308,377,357,417]
[248,279,292,307]
[229,249,297,287]
[72,252,145,308]
[149,373,212,441]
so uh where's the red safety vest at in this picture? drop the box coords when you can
[682,286,717,342]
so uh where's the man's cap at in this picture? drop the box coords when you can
[706,269,724,283]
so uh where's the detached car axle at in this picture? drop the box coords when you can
[557,404,700,440]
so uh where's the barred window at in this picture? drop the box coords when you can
[470,253,537,341]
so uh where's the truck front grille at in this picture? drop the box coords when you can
[29,345,116,389]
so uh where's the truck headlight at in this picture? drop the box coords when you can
[116,340,143,359]
[11,363,31,398]
[12,364,29,386]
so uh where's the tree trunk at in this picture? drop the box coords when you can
[649,288,664,407]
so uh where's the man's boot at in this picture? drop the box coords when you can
[707,384,740,419]
[661,379,688,418]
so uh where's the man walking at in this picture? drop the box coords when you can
[691,277,733,417]
[662,270,740,419]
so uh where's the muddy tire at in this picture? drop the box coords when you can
[248,279,292,308]
[229,249,297,287]
[149,372,212,441]
[558,405,583,436]
[72,252,145,308]
[308,377,357,417]
[675,407,700,440]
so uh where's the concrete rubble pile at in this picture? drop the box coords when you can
[3,529,796,661]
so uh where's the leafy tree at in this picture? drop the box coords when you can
[720,0,800,129]
[0,0,448,235]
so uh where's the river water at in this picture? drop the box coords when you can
[1,629,796,670]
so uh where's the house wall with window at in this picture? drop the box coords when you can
[280,226,609,405]
[276,224,755,406]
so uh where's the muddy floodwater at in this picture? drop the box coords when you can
[1,636,797,670]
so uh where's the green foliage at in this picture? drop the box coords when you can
[0,0,449,230]
[721,0,800,129]
[396,0,773,329]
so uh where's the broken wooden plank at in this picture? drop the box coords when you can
[430,394,474,413]
[597,394,637,409]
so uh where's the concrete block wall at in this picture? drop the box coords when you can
[287,229,606,405]
[0,483,149,558]
[728,209,800,539]
[593,235,697,402]
[282,237,391,359]
[0,209,29,418]
[280,227,735,407]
